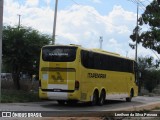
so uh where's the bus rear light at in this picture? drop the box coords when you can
[75,80,79,90]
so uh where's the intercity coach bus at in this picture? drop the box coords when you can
[39,44,138,105]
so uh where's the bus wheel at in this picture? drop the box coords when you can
[126,89,134,102]
[98,90,106,106]
[66,100,78,105]
[91,90,98,106]
[126,97,131,102]
[57,100,65,105]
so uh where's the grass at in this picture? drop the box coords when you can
[1,89,41,103]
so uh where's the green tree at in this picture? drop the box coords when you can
[130,0,160,54]
[144,70,160,92]
[2,26,52,89]
[138,56,160,93]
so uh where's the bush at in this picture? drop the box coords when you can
[1,89,40,103]
[1,79,14,89]
[144,70,160,92]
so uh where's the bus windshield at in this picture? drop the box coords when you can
[42,46,77,62]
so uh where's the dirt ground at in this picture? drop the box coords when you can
[39,117,102,120]
[35,102,160,120]
[3,101,160,120]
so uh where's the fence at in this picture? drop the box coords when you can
[1,73,39,91]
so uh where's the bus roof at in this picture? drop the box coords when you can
[90,48,134,61]
[92,48,120,56]
[43,44,135,61]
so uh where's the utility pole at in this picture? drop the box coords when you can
[99,36,103,49]
[52,0,58,45]
[126,51,128,58]
[135,2,139,62]
[135,2,140,94]
[17,14,21,29]
[0,0,4,103]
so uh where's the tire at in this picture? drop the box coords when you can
[66,100,78,105]
[126,90,133,102]
[98,90,106,106]
[57,100,65,105]
[126,97,131,102]
[91,91,98,106]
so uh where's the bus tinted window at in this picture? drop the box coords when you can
[42,46,77,62]
[81,50,133,73]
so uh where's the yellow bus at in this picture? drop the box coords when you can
[39,44,138,105]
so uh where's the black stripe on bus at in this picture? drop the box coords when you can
[42,89,74,93]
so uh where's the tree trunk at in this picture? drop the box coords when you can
[138,79,142,94]
[12,65,20,90]
[12,73,20,90]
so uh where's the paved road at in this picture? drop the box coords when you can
[0,96,160,117]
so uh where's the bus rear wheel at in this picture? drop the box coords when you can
[126,97,131,102]
[66,100,78,105]
[126,89,134,102]
[91,90,99,106]
[98,90,106,106]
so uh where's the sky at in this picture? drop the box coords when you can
[3,0,158,60]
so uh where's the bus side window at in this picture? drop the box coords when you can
[88,52,94,69]
[94,53,101,69]
[81,50,89,68]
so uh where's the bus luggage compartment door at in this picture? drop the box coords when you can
[46,68,76,91]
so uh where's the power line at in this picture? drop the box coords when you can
[71,0,80,5]
[151,49,160,61]
[70,0,120,28]
[127,0,146,12]
[128,0,160,61]
[134,0,159,13]
[132,0,160,61]
[135,0,146,8]
[71,0,160,61]
[71,0,100,18]
[143,0,152,5]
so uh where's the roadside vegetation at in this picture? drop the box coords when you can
[2,25,52,90]
[129,0,160,95]
[137,56,160,95]
[1,25,51,103]
[1,89,40,103]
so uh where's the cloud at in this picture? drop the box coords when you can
[25,0,39,7]
[107,5,136,26]
[91,0,102,4]
[3,0,158,59]
[44,0,51,6]
[4,0,20,26]
[128,44,156,60]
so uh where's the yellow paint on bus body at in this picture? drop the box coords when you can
[39,45,138,102]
